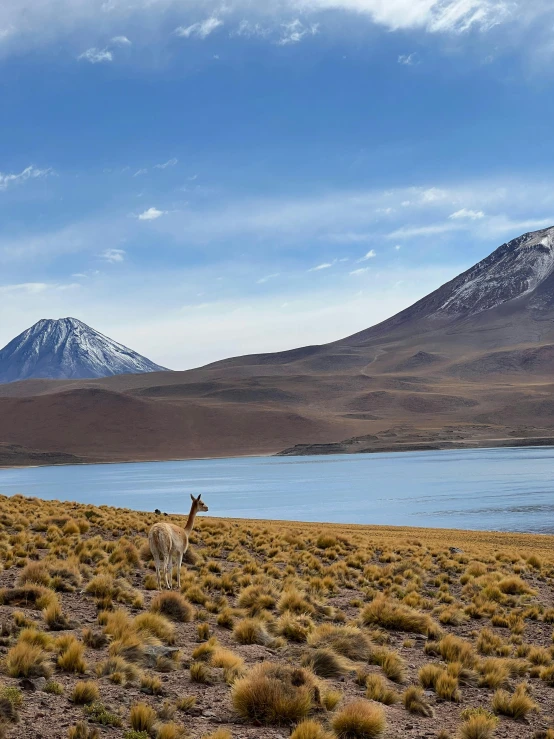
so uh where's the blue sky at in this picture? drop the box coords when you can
[1,0,554,369]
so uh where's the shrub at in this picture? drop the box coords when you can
[275,613,314,643]
[365,674,399,705]
[491,683,537,719]
[301,648,348,678]
[459,709,498,739]
[141,674,164,695]
[290,719,335,739]
[156,723,187,739]
[84,702,123,727]
[176,695,196,712]
[361,597,440,637]
[201,732,232,739]
[57,638,87,673]
[6,641,52,678]
[231,662,319,724]
[134,612,175,644]
[150,592,194,623]
[43,603,72,631]
[71,681,100,705]
[130,703,157,733]
[190,661,212,684]
[44,681,64,695]
[232,618,270,645]
[68,723,100,739]
[17,562,51,587]
[402,686,434,717]
[331,700,386,739]
[308,624,373,661]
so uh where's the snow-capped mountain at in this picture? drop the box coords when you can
[0,318,169,383]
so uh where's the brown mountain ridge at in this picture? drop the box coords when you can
[3,225,554,465]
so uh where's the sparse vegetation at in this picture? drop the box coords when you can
[0,493,551,739]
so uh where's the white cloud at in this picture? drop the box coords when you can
[387,222,462,238]
[78,47,113,63]
[308,261,334,271]
[360,248,377,260]
[138,207,167,220]
[0,0,552,64]
[257,272,280,284]
[449,208,485,219]
[398,52,418,65]
[277,19,319,45]
[0,165,52,191]
[175,17,223,39]
[134,168,148,177]
[350,267,370,275]
[101,247,126,263]
[0,281,79,295]
[110,35,131,46]
[233,20,271,38]
[154,158,178,169]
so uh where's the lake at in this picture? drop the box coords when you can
[1,447,554,533]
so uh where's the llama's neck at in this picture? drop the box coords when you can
[184,502,198,534]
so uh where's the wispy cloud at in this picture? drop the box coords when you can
[0,281,79,294]
[175,17,223,39]
[359,249,377,261]
[101,248,126,263]
[138,207,167,221]
[154,158,178,170]
[398,52,418,65]
[308,261,334,271]
[0,165,52,191]
[78,47,113,64]
[277,19,319,45]
[449,208,485,219]
[257,272,280,284]
[111,35,131,46]
[387,222,462,239]
[134,168,148,177]
[350,267,370,275]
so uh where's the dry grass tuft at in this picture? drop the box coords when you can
[361,597,441,637]
[402,686,434,717]
[231,662,319,724]
[290,719,335,739]
[150,592,194,623]
[331,700,386,739]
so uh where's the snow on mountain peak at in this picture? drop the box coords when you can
[435,225,554,317]
[0,318,170,384]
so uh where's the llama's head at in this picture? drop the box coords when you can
[190,493,209,512]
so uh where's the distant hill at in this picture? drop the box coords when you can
[2,226,554,464]
[0,317,169,383]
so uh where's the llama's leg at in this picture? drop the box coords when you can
[163,556,171,589]
[153,556,162,590]
[177,552,183,589]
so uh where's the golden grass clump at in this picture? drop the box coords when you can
[331,700,386,739]
[459,709,498,739]
[129,702,157,733]
[6,641,52,678]
[231,662,319,724]
[301,647,349,678]
[491,682,537,719]
[308,624,373,661]
[361,596,441,637]
[402,686,434,717]
[71,681,100,705]
[365,673,399,705]
[290,719,335,739]
[232,618,271,645]
[150,591,194,622]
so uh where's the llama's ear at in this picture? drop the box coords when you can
[190,494,195,502]
[198,494,202,500]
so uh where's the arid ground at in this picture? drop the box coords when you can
[0,493,554,738]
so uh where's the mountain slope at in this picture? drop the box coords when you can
[0,318,169,383]
[2,226,554,463]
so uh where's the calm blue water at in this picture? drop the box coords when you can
[1,447,554,533]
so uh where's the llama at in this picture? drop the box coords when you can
[148,494,208,589]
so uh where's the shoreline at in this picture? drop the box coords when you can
[2,434,554,470]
